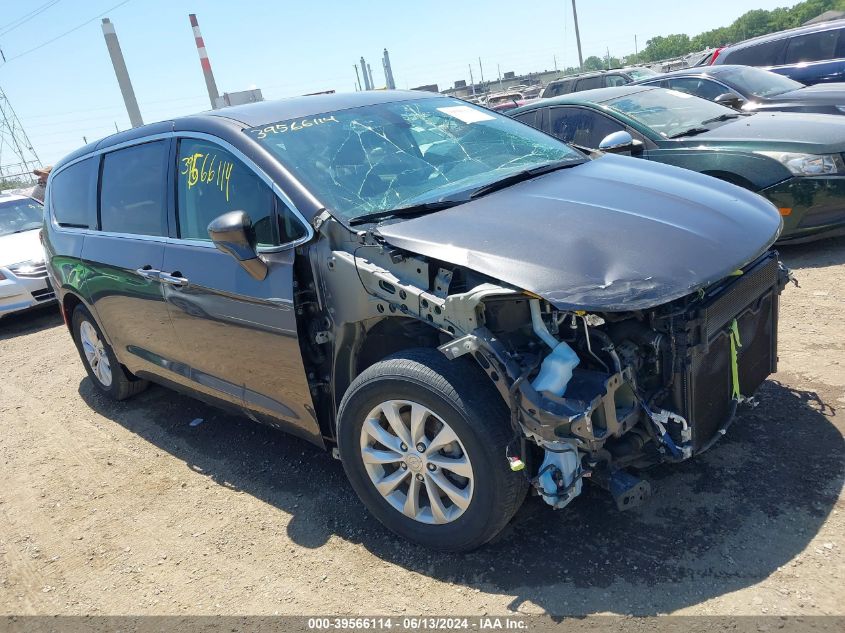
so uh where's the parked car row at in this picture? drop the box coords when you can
[40,89,790,551]
[632,64,845,115]
[510,84,845,243]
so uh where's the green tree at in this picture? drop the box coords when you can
[626,0,845,64]
[583,55,605,71]
[640,34,691,61]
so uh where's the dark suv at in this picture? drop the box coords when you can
[44,91,786,551]
[706,19,845,85]
[540,67,657,98]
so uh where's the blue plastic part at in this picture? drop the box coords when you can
[532,341,579,396]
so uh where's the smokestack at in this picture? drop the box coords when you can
[382,48,396,89]
[360,57,371,90]
[101,18,143,128]
[189,13,220,109]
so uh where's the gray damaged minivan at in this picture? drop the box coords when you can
[44,91,788,551]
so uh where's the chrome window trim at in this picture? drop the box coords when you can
[47,131,315,252]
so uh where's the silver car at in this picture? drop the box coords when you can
[0,194,55,317]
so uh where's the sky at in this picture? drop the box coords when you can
[0,0,801,165]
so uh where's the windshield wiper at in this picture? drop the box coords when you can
[667,127,711,139]
[348,200,465,226]
[468,160,583,199]
[700,112,746,125]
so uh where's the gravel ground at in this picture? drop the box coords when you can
[0,238,842,617]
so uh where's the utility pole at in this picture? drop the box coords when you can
[469,64,476,96]
[554,55,558,71]
[571,0,584,71]
[634,34,638,60]
[189,14,221,109]
[0,87,41,185]
[606,46,611,69]
[354,65,362,91]
[367,63,375,90]
[101,18,143,128]
[478,57,485,95]
[497,63,503,91]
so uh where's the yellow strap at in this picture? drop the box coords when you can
[729,318,742,400]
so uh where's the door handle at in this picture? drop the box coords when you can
[159,272,189,287]
[136,267,161,280]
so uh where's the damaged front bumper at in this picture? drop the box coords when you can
[324,229,788,514]
[443,251,789,510]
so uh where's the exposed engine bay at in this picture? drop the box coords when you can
[307,218,790,513]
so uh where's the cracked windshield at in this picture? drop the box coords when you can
[248,97,583,221]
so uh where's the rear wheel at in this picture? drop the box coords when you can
[337,348,526,551]
[71,305,147,401]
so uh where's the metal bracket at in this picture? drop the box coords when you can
[438,334,480,360]
[311,209,333,232]
[433,268,453,299]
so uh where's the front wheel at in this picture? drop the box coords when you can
[337,348,526,551]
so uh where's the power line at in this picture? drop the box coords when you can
[0,0,62,36]
[2,0,132,64]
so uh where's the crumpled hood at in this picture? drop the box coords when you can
[375,154,781,311]
[0,228,43,269]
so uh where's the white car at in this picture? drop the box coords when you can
[0,194,55,318]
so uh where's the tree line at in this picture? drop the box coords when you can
[563,0,845,73]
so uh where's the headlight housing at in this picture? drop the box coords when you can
[756,151,845,176]
[8,259,44,275]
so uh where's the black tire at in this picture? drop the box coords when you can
[71,304,148,401]
[337,348,527,551]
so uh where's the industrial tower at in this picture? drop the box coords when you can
[0,87,41,186]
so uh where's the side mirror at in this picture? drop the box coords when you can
[598,130,636,155]
[714,92,746,110]
[208,210,268,281]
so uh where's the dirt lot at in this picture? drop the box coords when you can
[0,239,843,617]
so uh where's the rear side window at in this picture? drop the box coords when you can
[723,39,786,66]
[784,29,840,64]
[576,76,603,91]
[544,80,572,97]
[99,141,168,236]
[547,107,625,148]
[50,157,96,229]
[667,77,727,101]
[176,138,306,247]
[605,74,628,87]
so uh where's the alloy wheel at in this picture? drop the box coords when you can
[79,320,113,388]
[359,399,474,524]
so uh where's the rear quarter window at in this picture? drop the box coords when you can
[575,76,604,91]
[49,157,97,229]
[784,28,841,64]
[511,110,538,128]
[722,38,786,66]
